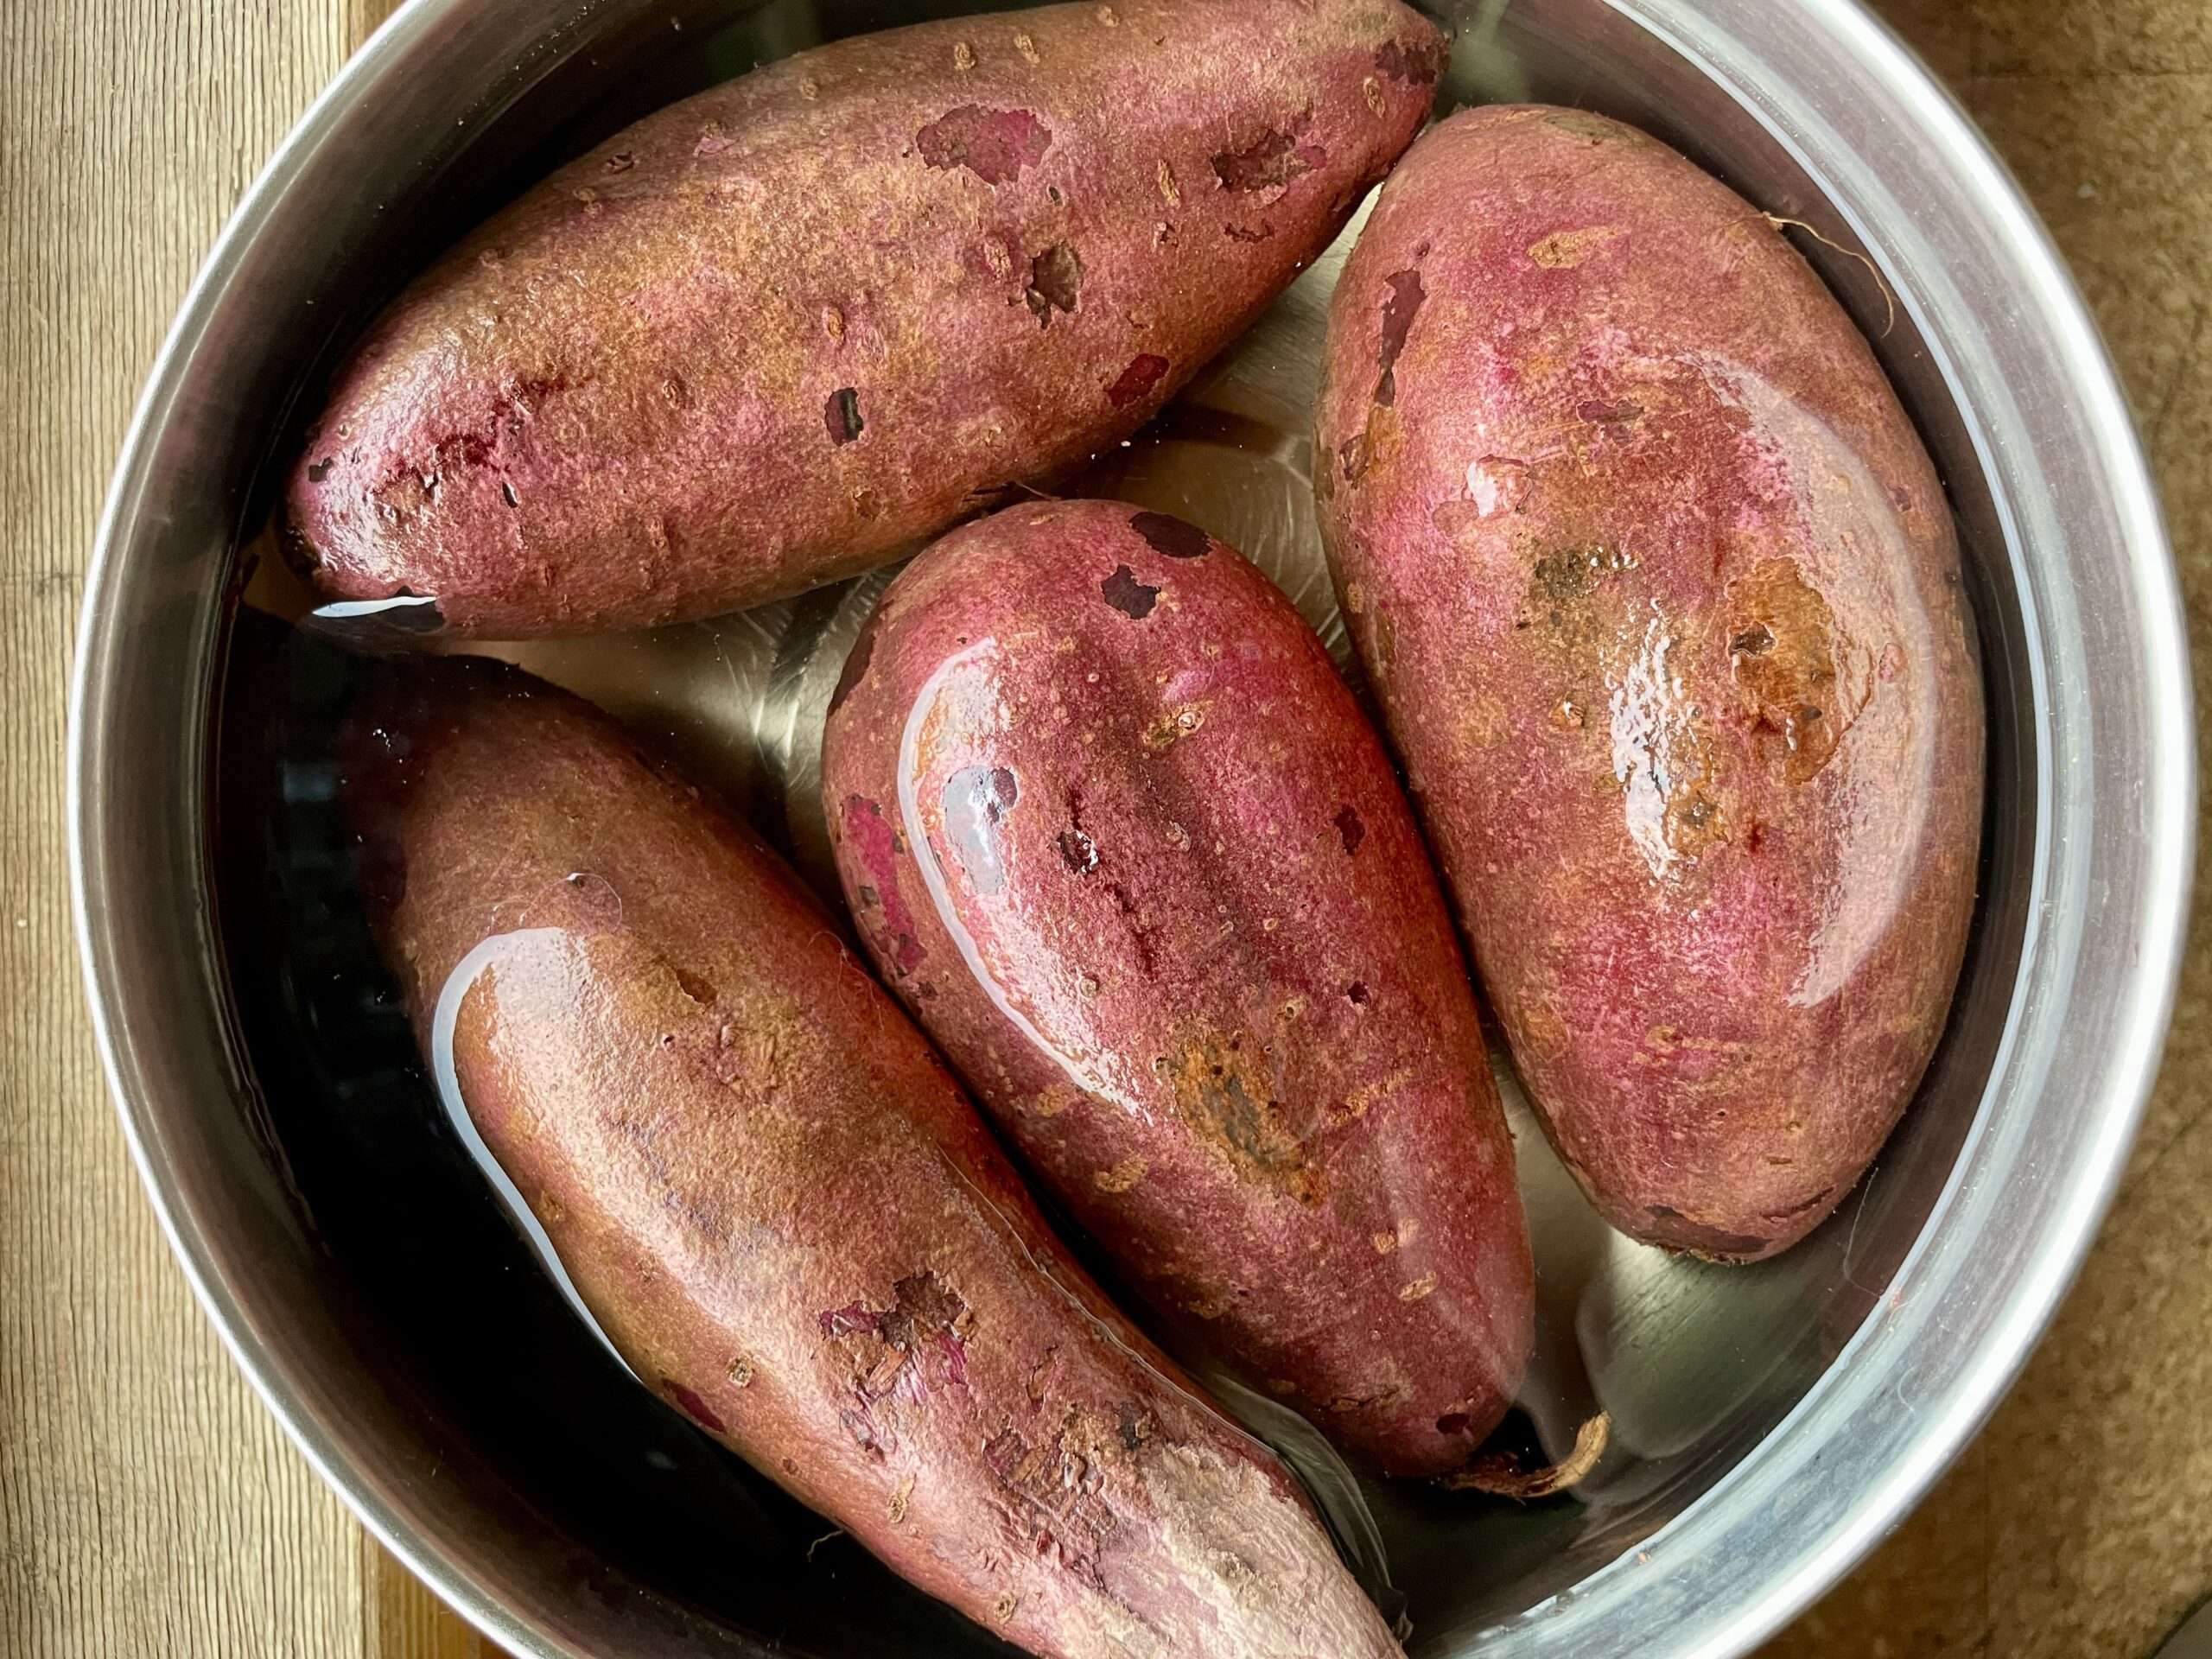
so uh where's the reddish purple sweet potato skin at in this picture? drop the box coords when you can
[340,655,1401,1659]
[822,500,1534,1477]
[1314,108,1983,1262]
[287,0,1447,639]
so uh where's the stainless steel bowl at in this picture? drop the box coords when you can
[71,2,2192,1656]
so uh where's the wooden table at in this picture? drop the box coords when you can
[2,1,2203,1653]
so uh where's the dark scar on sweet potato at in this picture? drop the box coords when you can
[1129,511,1210,560]
[1100,564,1160,619]
[662,1377,727,1433]
[1375,35,1447,84]
[1211,128,1324,194]
[1334,804,1366,855]
[826,387,864,445]
[307,455,334,482]
[1025,242,1083,325]
[983,1419,1116,1592]
[1374,269,1427,408]
[1727,558,1846,784]
[1166,1037,1318,1202]
[672,967,718,1006]
[364,373,575,505]
[914,105,1052,184]
[1576,397,1643,427]
[1058,827,1099,873]
[1106,353,1170,409]
[1340,432,1371,483]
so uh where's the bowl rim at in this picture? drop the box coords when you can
[68,1,2194,1656]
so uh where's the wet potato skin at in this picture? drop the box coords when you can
[1313,108,1982,1262]
[287,0,1447,639]
[822,499,1534,1477]
[340,655,1403,1659]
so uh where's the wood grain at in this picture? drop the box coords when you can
[0,1,368,1655]
[0,1,2201,1656]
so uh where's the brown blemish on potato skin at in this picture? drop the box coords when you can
[1162,1032,1320,1204]
[1095,1156,1147,1193]
[1025,242,1084,326]
[1540,107,1624,143]
[671,967,718,1005]
[982,1409,1125,1593]
[1727,556,1852,783]
[1518,546,1730,866]
[1142,705,1205,751]
[1338,402,1402,483]
[1528,225,1624,267]
[1031,1084,1082,1118]
[1335,1067,1409,1123]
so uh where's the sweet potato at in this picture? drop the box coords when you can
[822,499,1533,1476]
[287,0,1448,639]
[339,654,1402,1659]
[1313,107,1983,1262]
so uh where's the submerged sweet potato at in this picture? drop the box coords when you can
[1314,107,1983,1262]
[340,654,1402,1659]
[287,0,1448,639]
[822,500,1533,1477]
